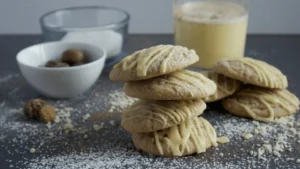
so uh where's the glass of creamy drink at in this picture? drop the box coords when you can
[174,0,248,69]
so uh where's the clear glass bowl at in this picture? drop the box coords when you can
[40,6,130,66]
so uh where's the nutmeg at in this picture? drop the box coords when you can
[61,49,85,65]
[39,105,56,122]
[23,99,47,119]
[23,99,56,123]
[45,61,69,68]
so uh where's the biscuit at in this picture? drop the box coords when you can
[123,70,217,100]
[122,99,206,133]
[203,72,241,102]
[222,86,299,122]
[132,117,218,157]
[213,57,288,89]
[110,45,199,82]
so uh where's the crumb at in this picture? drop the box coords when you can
[289,128,297,135]
[219,153,224,157]
[297,159,300,163]
[84,134,88,139]
[65,118,72,123]
[258,148,265,156]
[82,114,91,122]
[30,148,36,153]
[49,133,54,136]
[109,120,115,126]
[286,158,294,161]
[258,126,267,135]
[253,129,259,135]
[64,107,73,113]
[64,123,74,132]
[54,116,61,123]
[79,129,88,134]
[0,101,5,107]
[263,144,272,153]
[107,90,137,113]
[93,124,102,131]
[287,122,294,127]
[273,151,281,157]
[252,121,260,126]
[273,143,283,152]
[46,122,52,129]
[217,136,230,144]
[250,150,257,156]
[244,133,253,140]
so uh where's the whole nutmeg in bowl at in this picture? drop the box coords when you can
[45,61,70,68]
[61,49,86,65]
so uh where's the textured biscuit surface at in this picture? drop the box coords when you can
[203,72,241,102]
[124,70,217,100]
[109,45,199,82]
[121,99,206,133]
[132,117,218,157]
[222,86,299,122]
[213,57,288,89]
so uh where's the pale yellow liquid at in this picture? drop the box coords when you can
[174,1,248,69]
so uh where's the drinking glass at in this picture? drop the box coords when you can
[174,0,248,70]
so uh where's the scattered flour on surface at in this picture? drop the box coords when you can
[0,73,19,83]
[0,73,299,169]
[106,90,137,113]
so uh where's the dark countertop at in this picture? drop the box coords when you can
[0,34,300,169]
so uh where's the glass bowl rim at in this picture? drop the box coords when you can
[39,6,130,32]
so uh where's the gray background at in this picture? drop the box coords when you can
[0,0,300,34]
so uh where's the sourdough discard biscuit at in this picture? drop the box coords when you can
[222,86,299,122]
[213,57,288,89]
[122,99,206,133]
[132,117,218,157]
[110,45,199,82]
[203,72,241,102]
[124,70,217,100]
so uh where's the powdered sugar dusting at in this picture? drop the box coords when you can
[106,90,137,113]
[0,73,299,168]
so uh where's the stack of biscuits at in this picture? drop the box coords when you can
[205,57,300,122]
[109,45,224,157]
[109,44,300,156]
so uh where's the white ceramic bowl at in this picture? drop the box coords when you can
[16,42,106,99]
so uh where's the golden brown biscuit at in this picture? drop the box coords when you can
[132,117,218,157]
[110,45,199,82]
[222,86,299,122]
[203,72,241,102]
[124,70,217,100]
[213,57,288,89]
[122,99,206,133]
